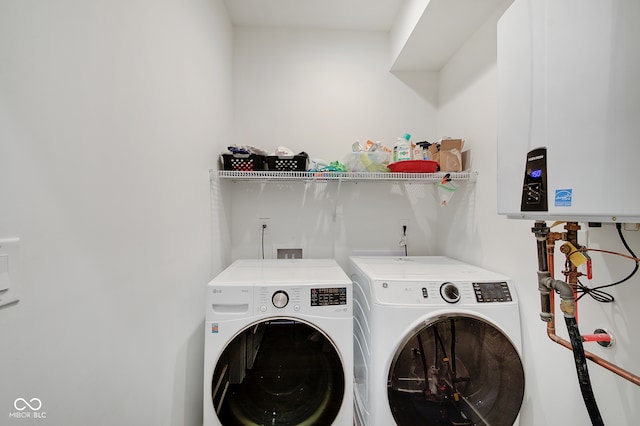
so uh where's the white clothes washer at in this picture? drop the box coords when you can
[350,256,525,426]
[204,259,353,426]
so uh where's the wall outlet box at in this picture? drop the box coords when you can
[259,218,271,235]
[277,248,303,259]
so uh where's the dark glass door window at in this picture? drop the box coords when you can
[211,318,345,426]
[388,315,524,426]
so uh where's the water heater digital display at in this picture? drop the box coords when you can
[521,147,548,212]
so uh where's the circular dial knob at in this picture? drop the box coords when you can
[440,282,461,304]
[272,290,289,309]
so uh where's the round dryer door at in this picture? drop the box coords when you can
[210,318,345,426]
[387,315,524,426]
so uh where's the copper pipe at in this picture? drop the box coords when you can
[545,225,640,387]
[546,327,640,386]
[545,230,563,336]
[581,334,612,343]
[564,222,581,321]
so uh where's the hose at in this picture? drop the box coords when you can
[541,275,605,425]
[533,221,639,424]
[564,316,605,426]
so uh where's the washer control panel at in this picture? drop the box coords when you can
[255,285,351,315]
[257,287,302,313]
[311,287,348,306]
[473,282,512,303]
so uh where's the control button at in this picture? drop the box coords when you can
[440,282,461,304]
[259,305,267,312]
[272,290,289,309]
[422,288,428,298]
[294,304,300,311]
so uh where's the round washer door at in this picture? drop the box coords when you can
[211,318,345,426]
[388,315,524,426]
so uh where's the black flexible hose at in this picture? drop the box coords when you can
[450,319,457,381]
[416,333,429,391]
[565,316,605,426]
[578,224,639,301]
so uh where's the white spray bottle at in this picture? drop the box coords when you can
[394,133,412,162]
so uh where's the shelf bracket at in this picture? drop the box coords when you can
[333,178,343,222]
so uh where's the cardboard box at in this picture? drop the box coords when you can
[439,139,465,172]
[426,144,439,163]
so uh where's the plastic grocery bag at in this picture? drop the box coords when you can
[437,174,458,207]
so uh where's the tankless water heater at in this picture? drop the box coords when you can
[497,0,640,223]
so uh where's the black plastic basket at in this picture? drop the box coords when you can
[221,153,265,171]
[267,155,308,171]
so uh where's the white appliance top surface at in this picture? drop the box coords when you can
[211,259,351,285]
[349,256,510,281]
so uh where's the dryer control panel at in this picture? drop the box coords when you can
[473,282,512,303]
[373,280,516,305]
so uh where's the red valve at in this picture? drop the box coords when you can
[586,256,593,280]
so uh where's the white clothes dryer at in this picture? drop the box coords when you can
[350,256,525,426]
[204,259,353,426]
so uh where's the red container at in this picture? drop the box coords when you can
[387,160,438,173]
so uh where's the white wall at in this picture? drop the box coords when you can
[229,27,443,269]
[437,1,640,424]
[2,1,637,424]
[228,5,640,426]
[232,27,438,161]
[0,0,232,424]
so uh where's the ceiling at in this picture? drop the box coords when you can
[222,0,404,31]
[222,0,511,71]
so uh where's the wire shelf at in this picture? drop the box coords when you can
[215,170,478,183]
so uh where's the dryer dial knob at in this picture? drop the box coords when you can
[272,290,289,308]
[440,282,461,303]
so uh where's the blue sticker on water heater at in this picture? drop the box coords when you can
[554,189,572,207]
